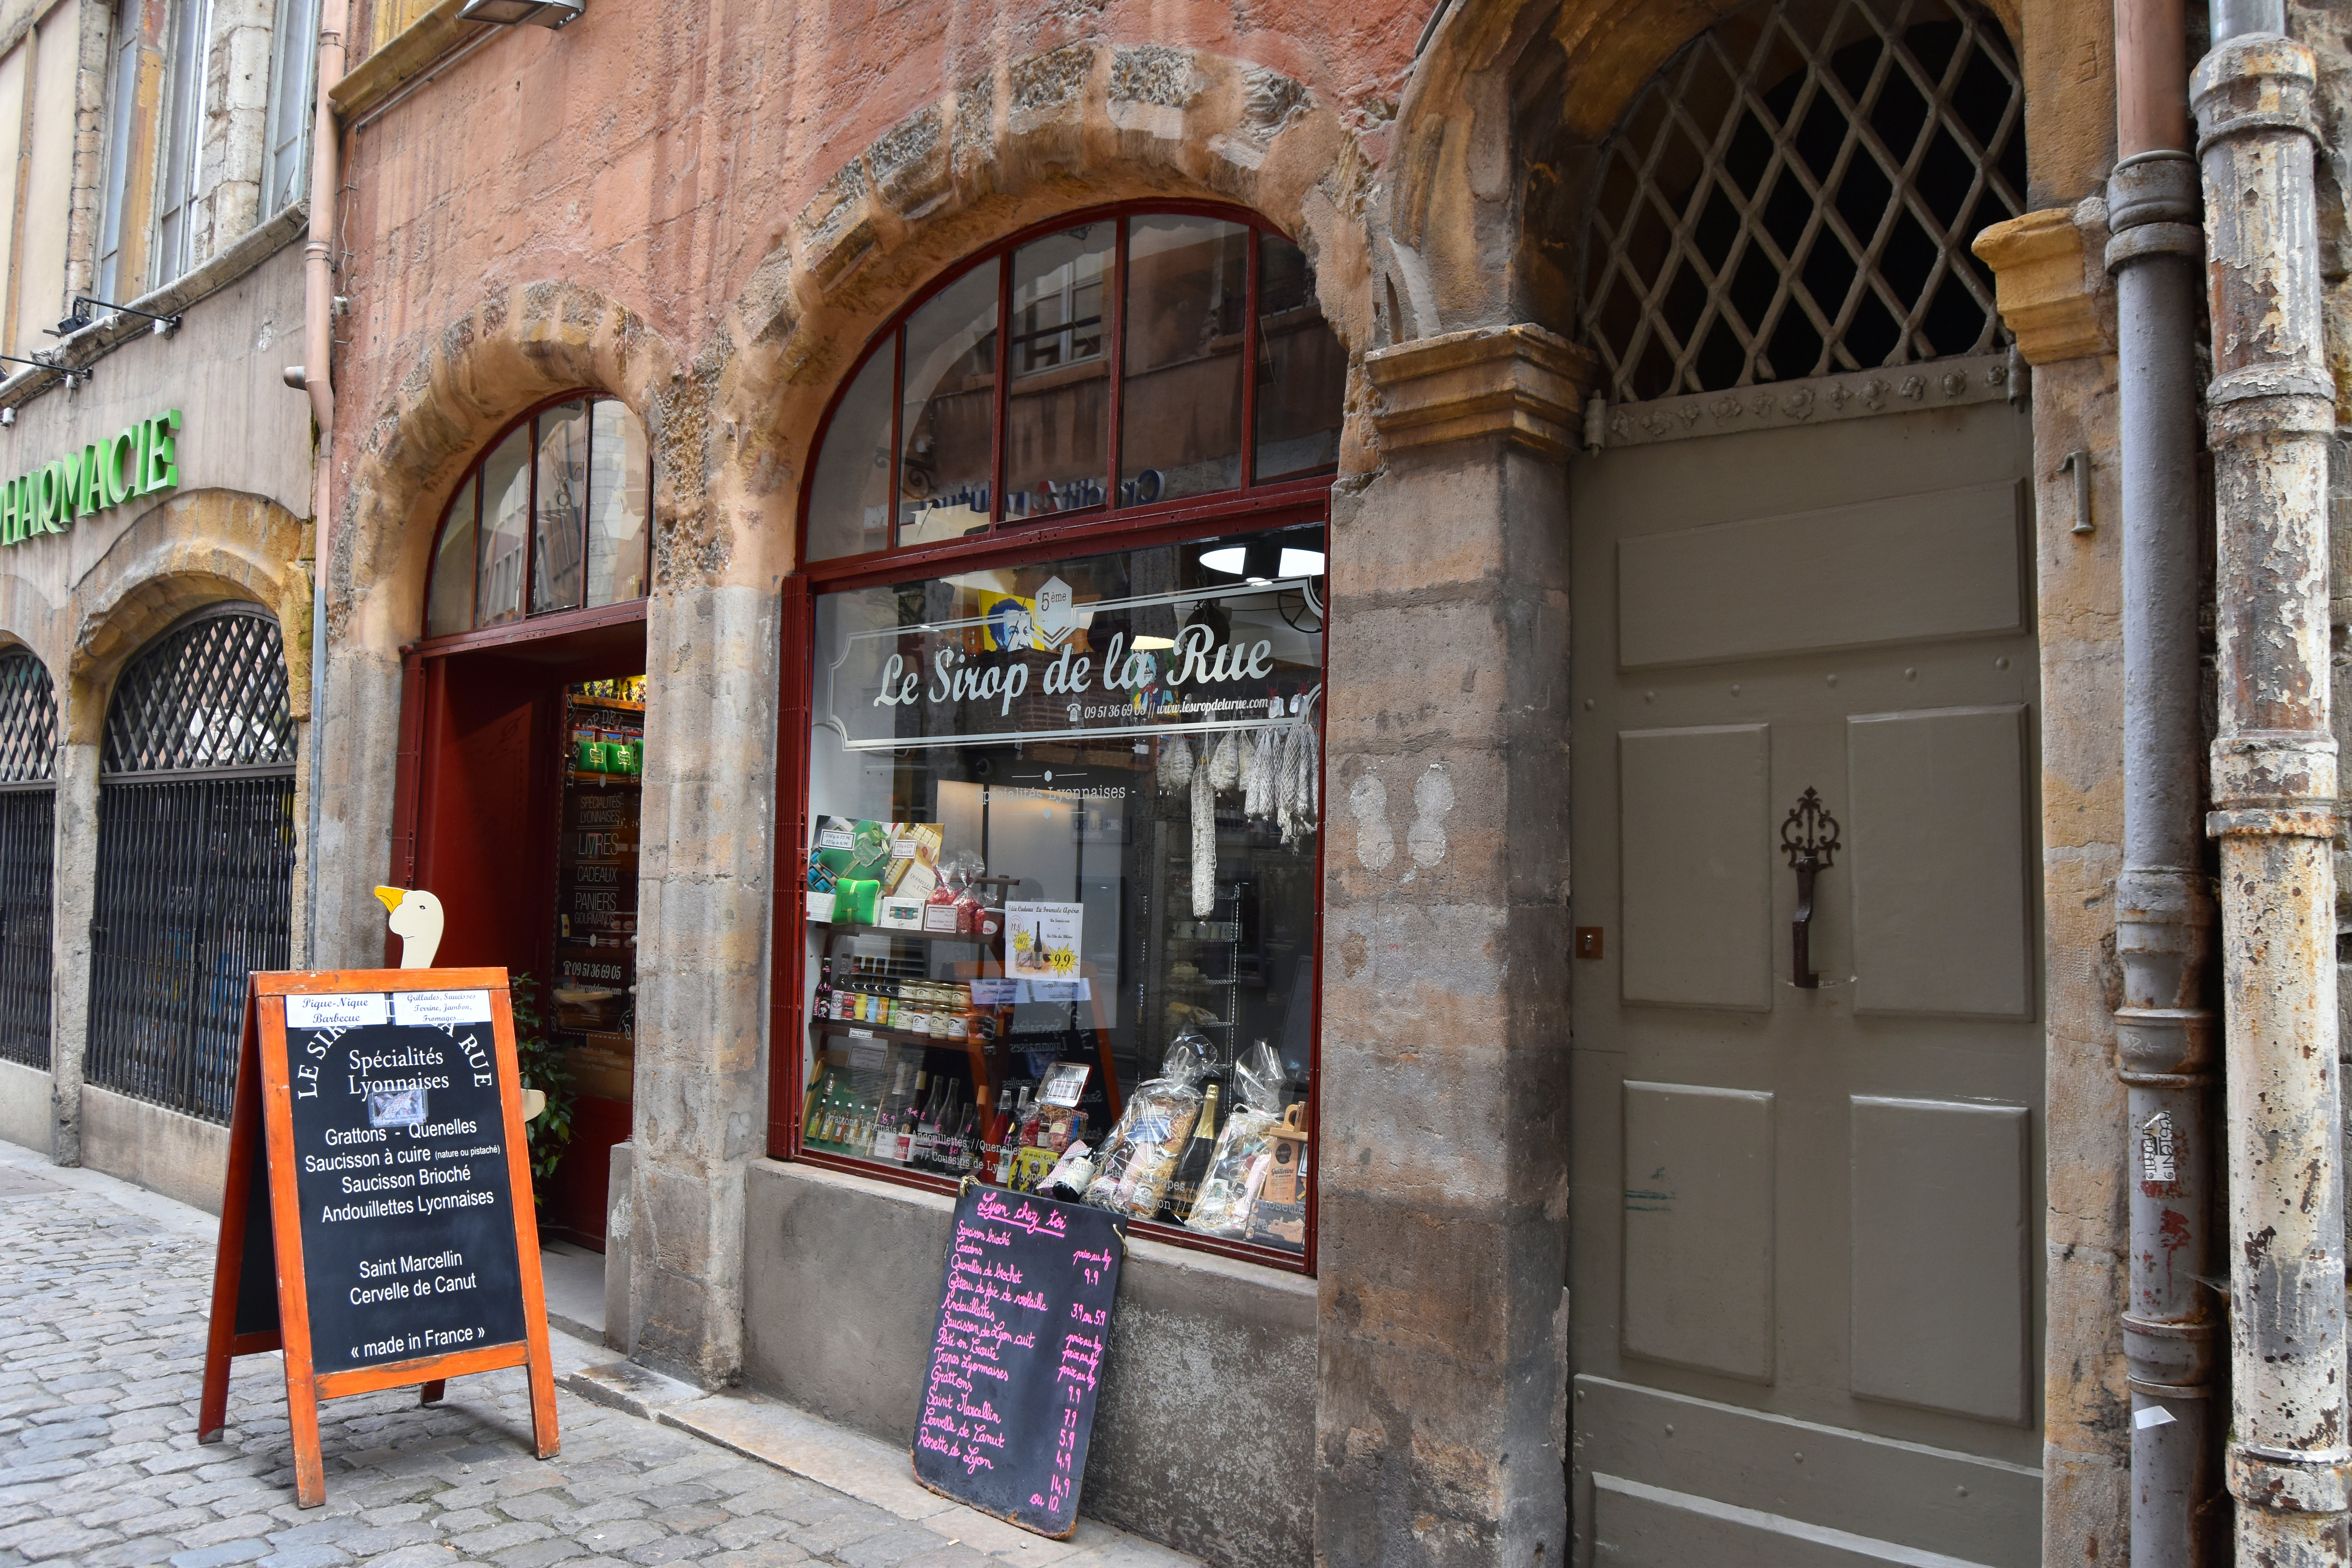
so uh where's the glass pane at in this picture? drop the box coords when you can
[1252,235,1346,483]
[806,346,895,562]
[475,426,531,628]
[1119,215,1247,505]
[532,401,590,615]
[899,264,999,547]
[802,524,1327,1256]
[585,400,650,606]
[555,677,645,1110]
[425,475,477,637]
[1005,224,1112,521]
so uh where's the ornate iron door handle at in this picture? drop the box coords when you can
[1780,788,1840,989]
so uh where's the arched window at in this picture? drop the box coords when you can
[1577,0,2024,404]
[423,395,651,638]
[87,605,296,1122]
[0,650,56,1071]
[804,205,1347,562]
[786,203,1339,1268]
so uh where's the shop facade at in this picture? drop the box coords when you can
[0,216,317,1206]
[301,0,2352,1566]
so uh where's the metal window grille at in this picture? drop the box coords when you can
[1577,0,2025,405]
[0,652,56,1070]
[88,608,296,1122]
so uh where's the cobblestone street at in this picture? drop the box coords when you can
[0,1149,1192,1568]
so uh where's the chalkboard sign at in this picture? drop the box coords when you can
[198,970,559,1508]
[910,1187,1123,1537]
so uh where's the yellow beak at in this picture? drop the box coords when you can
[373,886,405,913]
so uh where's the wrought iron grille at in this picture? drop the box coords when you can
[0,650,58,1069]
[0,652,56,783]
[0,789,53,1070]
[88,606,296,1122]
[87,778,294,1120]
[102,606,296,774]
[1577,0,2025,404]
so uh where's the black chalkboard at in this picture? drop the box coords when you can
[911,1187,1124,1538]
[279,993,528,1373]
[200,970,559,1509]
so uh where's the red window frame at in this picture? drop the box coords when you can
[771,200,1337,1274]
[416,390,653,646]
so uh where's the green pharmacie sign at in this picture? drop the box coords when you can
[2,409,180,546]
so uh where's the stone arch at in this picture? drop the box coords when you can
[0,574,69,686]
[332,280,687,653]
[1383,0,2027,342]
[707,42,1375,577]
[67,490,308,745]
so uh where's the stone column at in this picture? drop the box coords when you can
[626,581,779,1387]
[1316,325,1585,1568]
[46,733,99,1167]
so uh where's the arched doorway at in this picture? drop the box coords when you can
[85,605,297,1122]
[1563,1,2042,1562]
[0,650,57,1071]
[393,391,652,1252]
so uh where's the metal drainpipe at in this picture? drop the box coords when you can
[2110,0,2219,1559]
[2195,0,2349,1559]
[301,0,345,965]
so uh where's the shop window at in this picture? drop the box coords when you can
[805,206,1344,564]
[796,522,1327,1261]
[424,395,651,639]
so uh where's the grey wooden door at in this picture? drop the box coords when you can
[1568,392,2044,1567]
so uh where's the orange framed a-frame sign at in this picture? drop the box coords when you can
[198,968,559,1507]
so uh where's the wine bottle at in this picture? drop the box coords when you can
[890,1071,928,1163]
[1161,1083,1221,1223]
[804,1069,835,1140]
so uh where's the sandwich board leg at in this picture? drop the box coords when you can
[287,1378,327,1509]
[419,1379,445,1405]
[200,989,266,1445]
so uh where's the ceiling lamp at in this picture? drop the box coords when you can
[457,0,583,25]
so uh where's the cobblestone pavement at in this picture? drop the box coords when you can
[0,1153,1186,1568]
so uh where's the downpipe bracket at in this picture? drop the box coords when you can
[2231,1448,2352,1515]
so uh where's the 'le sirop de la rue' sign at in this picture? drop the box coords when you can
[0,409,181,548]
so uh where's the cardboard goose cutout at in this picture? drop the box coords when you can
[373,885,444,968]
[373,885,546,1122]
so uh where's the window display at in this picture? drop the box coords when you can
[555,677,642,1101]
[798,523,1324,1257]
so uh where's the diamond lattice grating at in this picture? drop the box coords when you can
[0,651,57,784]
[102,608,296,775]
[1577,0,2025,405]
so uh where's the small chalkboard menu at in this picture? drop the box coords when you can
[911,1187,1124,1537]
[198,970,559,1508]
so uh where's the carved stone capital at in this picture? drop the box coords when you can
[1971,209,2110,365]
[1366,324,1597,459]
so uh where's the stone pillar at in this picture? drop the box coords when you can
[46,735,99,1167]
[1316,325,1585,1568]
[626,581,779,1387]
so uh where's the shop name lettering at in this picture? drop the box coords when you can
[0,409,180,547]
[872,624,1273,718]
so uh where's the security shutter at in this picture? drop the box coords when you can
[86,605,296,1121]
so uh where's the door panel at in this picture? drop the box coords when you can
[1621,726,1773,1009]
[1846,707,2032,1018]
[1848,1097,2030,1422]
[1569,399,2042,1568]
[1615,480,2027,668]
[1622,1081,1776,1381]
